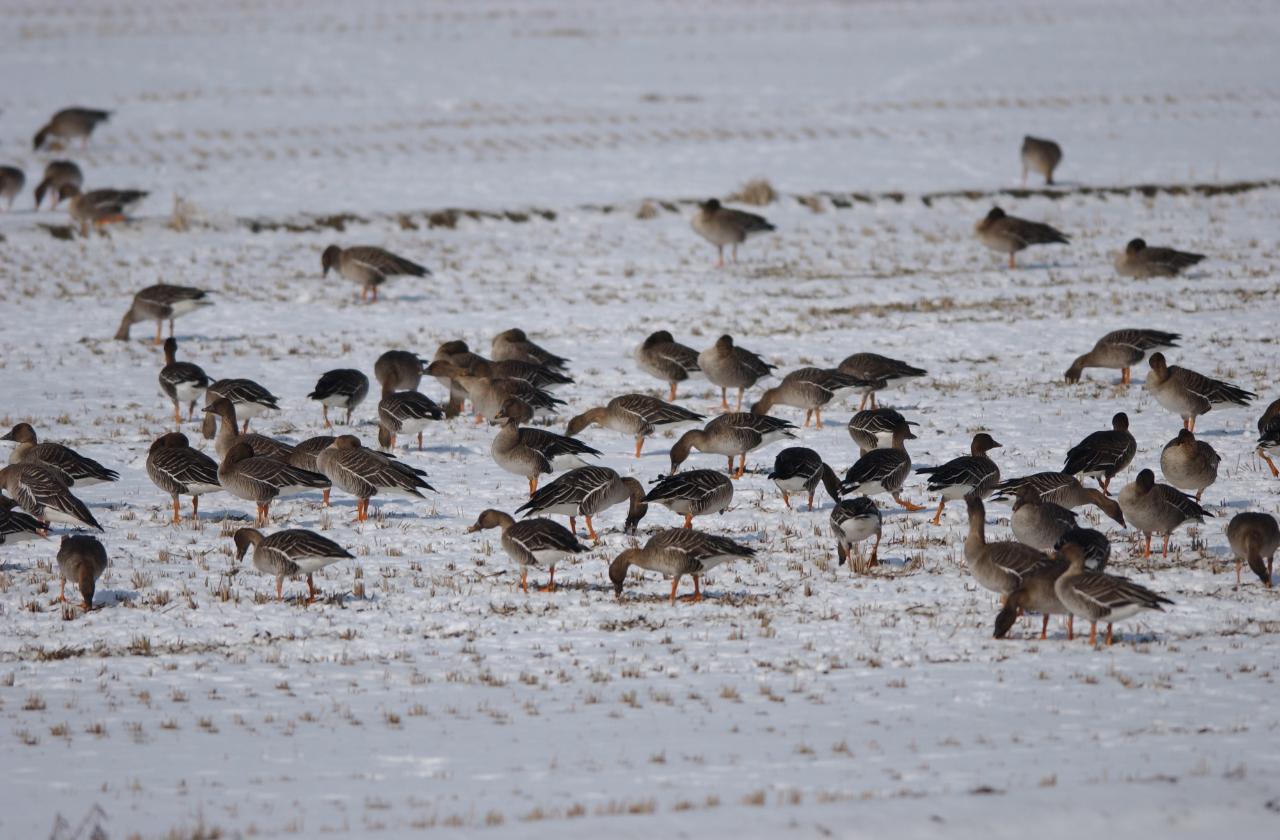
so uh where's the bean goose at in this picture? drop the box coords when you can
[423,360,563,424]
[218,443,328,527]
[994,555,1069,640]
[974,206,1069,269]
[767,447,841,511]
[206,379,280,433]
[0,166,23,210]
[1062,412,1136,495]
[670,413,796,479]
[1117,469,1212,559]
[635,330,701,400]
[0,496,48,545]
[0,463,102,531]
[33,107,111,150]
[566,394,704,458]
[159,337,209,423]
[146,432,221,524]
[644,469,734,529]
[964,496,1052,599]
[491,399,600,495]
[1114,239,1205,279]
[491,328,569,372]
[993,472,1125,525]
[1054,543,1173,648]
[287,437,335,505]
[61,185,148,237]
[308,369,370,427]
[840,426,923,510]
[1009,491,1078,552]
[467,509,589,593]
[374,350,425,393]
[321,245,430,303]
[831,497,882,572]
[1159,429,1219,502]
[609,528,755,603]
[1064,328,1181,385]
[114,284,212,343]
[56,535,109,611]
[847,408,917,456]
[750,367,871,428]
[691,198,775,266]
[376,388,444,451]
[431,341,476,416]
[916,432,1002,525]
[233,528,352,603]
[1256,397,1280,477]
[1020,135,1062,185]
[2,423,118,486]
[836,353,927,410]
[1054,528,1111,573]
[316,435,434,521]
[1226,512,1278,587]
[515,466,647,541]
[1145,353,1254,432]
[202,398,294,462]
[33,160,82,209]
[697,335,775,412]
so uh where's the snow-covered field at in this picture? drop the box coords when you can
[2,1,1279,838]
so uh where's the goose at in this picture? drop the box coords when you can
[1114,239,1205,279]
[609,528,755,603]
[836,353,927,410]
[697,335,775,411]
[515,466,647,541]
[467,509,589,593]
[233,528,353,603]
[205,379,279,433]
[691,198,775,266]
[308,369,370,427]
[1117,469,1211,559]
[1054,543,1173,648]
[0,166,23,210]
[431,341,476,416]
[916,432,1002,525]
[963,496,1053,599]
[33,107,111,150]
[1062,412,1136,495]
[0,496,48,545]
[1226,512,1278,587]
[423,360,563,424]
[374,349,425,393]
[316,435,434,521]
[974,206,1069,268]
[33,160,82,209]
[1054,527,1111,573]
[644,469,734,529]
[831,497,882,571]
[61,185,148,236]
[461,355,573,392]
[114,284,212,343]
[994,555,1068,640]
[566,394,704,458]
[55,535,109,610]
[1145,353,1254,432]
[670,413,796,478]
[377,388,444,451]
[635,330,701,400]
[1159,429,1220,502]
[218,443,328,527]
[201,398,294,461]
[492,399,599,495]
[750,367,871,428]
[1064,328,1180,385]
[0,463,102,530]
[1009,490,1078,551]
[993,472,1126,525]
[847,408,917,456]
[767,447,841,511]
[841,426,924,510]
[145,432,221,524]
[491,328,569,372]
[159,337,209,423]
[2,423,118,486]
[321,245,430,303]
[287,436,335,505]
[1020,135,1062,185]
[1256,397,1280,477]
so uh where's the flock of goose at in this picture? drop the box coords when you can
[3,114,1277,650]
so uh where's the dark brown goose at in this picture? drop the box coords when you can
[841,426,923,511]
[767,447,841,511]
[467,509,589,593]
[1064,328,1180,385]
[492,399,600,496]
[218,443,329,527]
[491,328,570,372]
[2,423,118,487]
[114,284,212,344]
[159,337,210,423]
[1054,543,1173,648]
[974,206,1069,268]
[308,369,369,427]
[831,497,882,572]
[1114,238,1205,279]
[635,330,701,400]
[916,432,1002,525]
[233,528,353,603]
[609,528,755,603]
[670,413,796,478]
[515,466,647,541]
[377,388,444,451]
[1146,353,1254,432]
[34,108,111,150]
[146,432,221,523]
[321,245,430,303]
[1226,512,1278,587]
[0,463,102,531]
[0,166,23,210]
[697,335,775,412]
[0,496,48,545]
[202,398,295,462]
[847,408,917,456]
[566,394,704,458]
[56,535,109,610]
[33,160,82,209]
[1117,469,1211,560]
[375,350,425,393]
[1062,412,1136,495]
[644,469,734,529]
[836,353,927,410]
[1020,135,1062,185]
[691,199,775,266]
[751,367,871,429]
[316,435,434,521]
[205,379,280,433]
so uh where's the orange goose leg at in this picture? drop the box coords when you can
[322,405,331,429]
[520,567,529,594]
[802,410,812,428]
[634,437,644,459]
[669,575,681,605]
[669,382,678,401]
[257,503,270,527]
[1105,623,1114,646]
[1008,252,1016,269]
[682,513,693,529]
[417,431,424,450]
[814,407,823,429]
[869,392,878,409]
[154,321,163,345]
[276,577,283,601]
[538,568,556,593]
[680,576,703,602]
[569,516,577,535]
[781,491,792,510]
[807,490,815,511]
[58,578,67,603]
[930,498,946,526]
[1088,621,1098,649]
[869,532,881,566]
[858,393,869,411]
[735,388,744,412]
[1067,615,1074,640]
[1258,449,1280,477]
[720,388,729,410]
[1161,533,1170,557]
[1143,533,1152,559]
[306,574,317,605]
[585,516,599,543]
[895,494,926,512]
[322,488,330,507]
[1040,615,1050,640]
[171,496,181,525]
[191,495,199,521]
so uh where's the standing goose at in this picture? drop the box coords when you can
[0,464,102,531]
[974,206,1069,269]
[963,496,1052,599]
[316,435,434,521]
[916,432,1002,525]
[1062,412,1136,495]
[1145,353,1255,432]
[644,469,734,529]
[840,425,924,511]
[1064,328,1181,385]
[374,349,425,393]
[308,369,369,427]
[1117,469,1212,559]
[767,447,841,511]
[491,328,570,372]
[159,337,209,423]
[218,443,329,527]
[431,342,476,416]
[566,394,704,458]
[233,528,353,603]
[669,413,796,479]
[691,198,775,266]
[287,436,335,505]
[1114,239,1205,279]
[377,387,444,451]
[1009,489,1078,552]
[461,356,573,392]
[515,466,647,541]
[33,108,111,150]
[993,472,1126,525]
[697,335,775,412]
[0,496,48,545]
[321,245,430,303]
[33,160,82,209]
[609,528,755,603]
[2,424,118,486]
[848,408,917,456]
[114,284,212,343]
[836,353,927,410]
[1020,135,1062,185]
[994,555,1070,640]
[1256,397,1280,477]
[1054,543,1173,648]
[61,185,148,236]
[831,497,882,572]
[467,509,589,593]
[0,166,23,210]
[1159,429,1220,502]
[206,379,279,433]
[1226,512,1278,587]
[55,535,109,611]
[202,398,295,461]
[635,330,701,400]
[492,399,600,495]
[146,432,221,524]
[423,360,563,424]
[750,367,871,429]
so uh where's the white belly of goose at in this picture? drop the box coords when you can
[530,548,572,568]
[1102,603,1145,623]
[548,452,589,472]
[773,475,811,493]
[40,507,91,527]
[233,402,272,420]
[837,515,879,543]
[172,382,206,404]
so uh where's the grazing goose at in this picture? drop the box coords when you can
[491,328,570,372]
[1009,490,1078,551]
[431,341,477,416]
[1159,429,1219,502]
[994,555,1069,640]
[1146,353,1255,432]
[515,466,647,541]
[644,469,734,529]
[1020,135,1062,185]
[287,436,335,505]
[916,432,1002,525]
[669,413,796,479]
[376,388,444,451]
[61,185,148,236]
[974,207,1069,269]
[34,108,111,150]
[1226,512,1278,587]
[308,369,369,427]
[202,398,295,462]
[218,443,328,527]
[767,447,841,511]
[1054,527,1111,573]
[963,496,1052,599]
[321,245,430,303]
[691,198,775,266]
[233,528,352,603]
[0,496,48,545]
[2,423,118,486]
[114,284,212,343]
[831,497,882,571]
[0,464,102,530]
[1114,239,1205,279]
[1256,397,1280,477]
[751,367,871,428]
[316,435,434,521]
[609,528,755,603]
[635,330,701,400]
[836,353,927,410]
[146,432,221,523]
[33,160,82,209]
[697,335,775,412]
[449,354,574,393]
[206,379,280,433]
[424,361,563,424]
[159,337,209,423]
[0,166,23,210]
[1062,412,1136,495]
[841,426,923,510]
[993,472,1126,525]
[848,408,917,456]
[55,535,109,611]
[566,394,704,458]
[1064,328,1181,385]
[467,509,589,593]
[492,399,599,495]
[375,349,425,393]
[1054,543,1173,648]
[1117,469,1211,559]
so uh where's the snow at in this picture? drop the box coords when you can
[2,0,1279,837]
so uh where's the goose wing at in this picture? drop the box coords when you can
[518,428,601,460]
[509,519,589,555]
[32,442,119,484]
[615,394,703,427]
[916,455,996,491]
[1170,366,1255,407]
[345,246,430,278]
[1067,571,1173,612]
[1064,431,1134,474]
[149,447,220,491]
[645,470,730,504]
